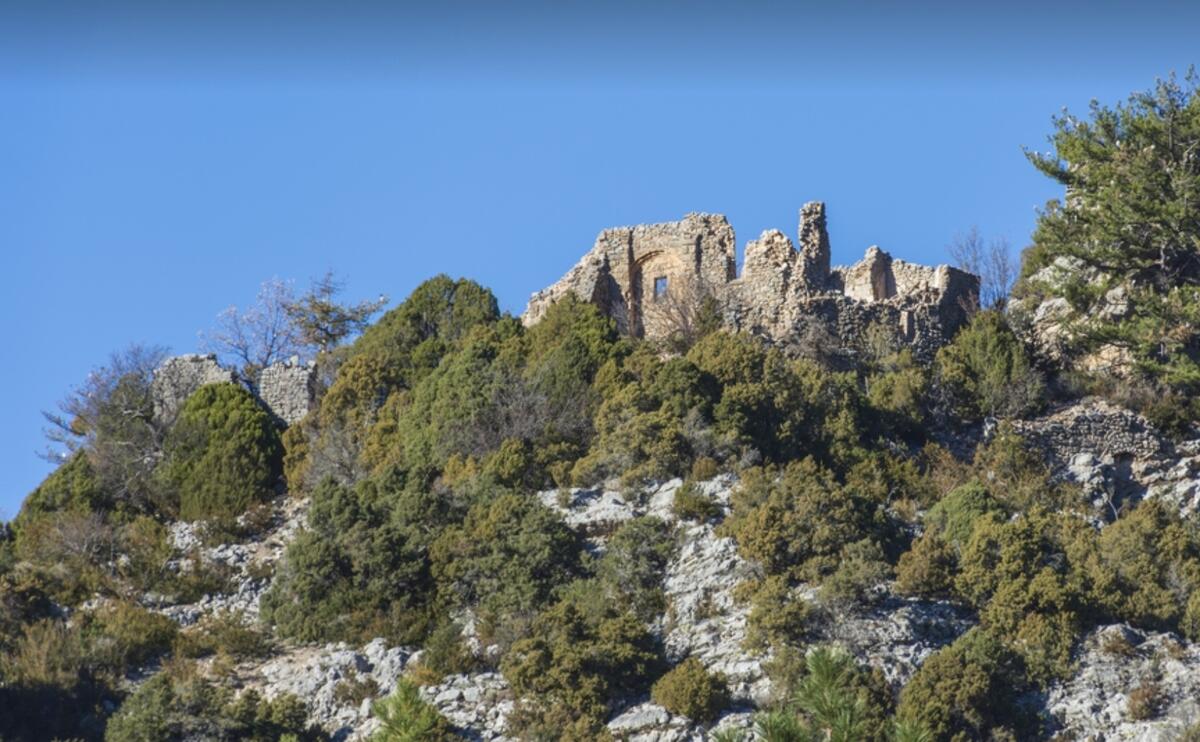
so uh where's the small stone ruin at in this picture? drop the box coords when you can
[150,353,316,427]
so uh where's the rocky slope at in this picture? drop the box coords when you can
[132,398,1200,741]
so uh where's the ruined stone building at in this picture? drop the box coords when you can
[523,202,980,360]
[152,354,317,428]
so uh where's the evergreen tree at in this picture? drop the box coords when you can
[1022,70,1200,389]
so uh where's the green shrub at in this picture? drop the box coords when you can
[926,481,1005,549]
[173,611,274,661]
[690,456,721,481]
[741,576,812,652]
[159,383,283,522]
[819,538,892,610]
[651,657,729,723]
[411,620,477,681]
[1,618,86,689]
[673,482,723,522]
[791,647,894,742]
[956,509,1092,683]
[0,618,109,742]
[864,350,930,437]
[896,628,1028,742]
[87,601,178,673]
[1089,498,1200,634]
[430,493,583,637]
[14,452,107,527]
[596,516,675,622]
[370,678,455,741]
[262,475,445,644]
[935,310,1043,420]
[723,460,895,584]
[104,669,321,742]
[895,528,957,598]
[501,595,662,724]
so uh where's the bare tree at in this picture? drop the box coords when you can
[42,344,168,510]
[201,277,303,375]
[640,273,723,352]
[285,271,388,354]
[947,227,1016,310]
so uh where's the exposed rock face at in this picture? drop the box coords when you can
[1010,257,1136,375]
[155,495,308,625]
[151,354,237,424]
[1045,624,1200,741]
[420,673,514,741]
[256,358,318,425]
[523,203,980,360]
[1008,398,1200,517]
[243,639,411,741]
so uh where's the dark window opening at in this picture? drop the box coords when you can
[654,276,669,299]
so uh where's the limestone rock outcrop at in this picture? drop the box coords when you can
[523,202,980,360]
[1045,624,1200,741]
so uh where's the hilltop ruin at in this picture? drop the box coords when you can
[523,202,980,359]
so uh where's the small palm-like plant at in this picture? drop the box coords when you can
[792,646,869,742]
[371,679,453,742]
[753,710,811,742]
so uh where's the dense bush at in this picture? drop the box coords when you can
[86,601,178,673]
[672,480,723,522]
[651,657,729,723]
[595,516,675,622]
[262,474,447,644]
[740,575,812,652]
[1088,499,1200,635]
[104,668,321,742]
[895,528,957,598]
[925,481,1006,549]
[500,594,662,725]
[15,452,107,526]
[935,310,1043,420]
[723,460,896,584]
[896,628,1029,742]
[431,492,583,644]
[158,383,283,522]
[0,618,109,742]
[956,509,1094,683]
[754,646,899,742]
[173,611,274,662]
[819,538,892,610]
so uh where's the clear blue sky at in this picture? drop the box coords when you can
[2,1,1197,517]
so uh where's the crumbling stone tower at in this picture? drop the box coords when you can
[523,201,980,361]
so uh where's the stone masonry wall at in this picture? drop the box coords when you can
[151,354,316,428]
[151,354,238,425]
[523,202,980,360]
[256,359,318,426]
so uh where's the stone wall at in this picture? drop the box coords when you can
[522,202,980,360]
[523,212,736,337]
[151,354,238,425]
[256,359,318,426]
[151,354,316,427]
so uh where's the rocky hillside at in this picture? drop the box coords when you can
[26,389,1198,742]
